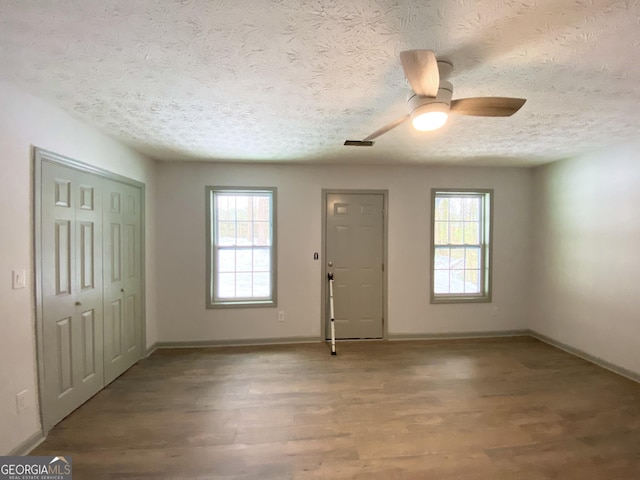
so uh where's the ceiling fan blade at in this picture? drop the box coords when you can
[400,50,439,97]
[450,97,526,117]
[363,115,410,142]
[344,115,409,146]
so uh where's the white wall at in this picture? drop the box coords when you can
[156,162,531,343]
[530,141,640,376]
[0,81,157,455]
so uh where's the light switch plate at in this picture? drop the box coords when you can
[16,390,28,413]
[12,270,27,289]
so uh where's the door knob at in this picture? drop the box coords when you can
[328,261,333,267]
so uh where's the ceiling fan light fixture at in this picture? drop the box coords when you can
[412,108,449,131]
[407,80,453,132]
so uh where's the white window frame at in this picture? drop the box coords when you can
[206,186,277,308]
[430,189,492,304]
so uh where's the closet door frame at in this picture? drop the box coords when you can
[33,147,147,434]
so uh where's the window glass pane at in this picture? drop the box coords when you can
[217,272,235,298]
[253,273,270,297]
[465,270,480,293]
[450,270,465,293]
[217,222,236,246]
[449,222,464,244]
[464,222,479,244]
[236,222,252,246]
[253,247,270,271]
[434,221,449,244]
[253,222,270,246]
[235,196,252,221]
[463,197,480,221]
[465,248,480,269]
[236,273,252,297]
[432,191,490,301]
[218,249,235,272]
[236,249,252,272]
[434,270,449,293]
[450,248,465,269]
[217,195,234,221]
[208,188,276,306]
[434,247,450,269]
[435,197,449,221]
[449,197,463,221]
[254,196,270,221]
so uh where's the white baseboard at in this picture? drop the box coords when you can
[388,329,530,341]
[152,336,320,350]
[528,330,640,384]
[145,342,158,357]
[8,431,45,456]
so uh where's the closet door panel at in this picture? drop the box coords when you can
[40,161,104,431]
[103,180,142,384]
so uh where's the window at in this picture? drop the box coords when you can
[206,187,276,308]
[431,189,492,303]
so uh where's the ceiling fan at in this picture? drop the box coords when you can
[344,49,526,146]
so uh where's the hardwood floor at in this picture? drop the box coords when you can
[32,337,640,479]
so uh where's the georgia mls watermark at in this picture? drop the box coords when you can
[0,456,72,480]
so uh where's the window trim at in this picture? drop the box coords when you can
[430,188,493,304]
[206,186,277,309]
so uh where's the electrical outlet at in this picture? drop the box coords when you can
[12,270,27,289]
[16,390,28,413]
[492,306,499,317]
[278,311,285,322]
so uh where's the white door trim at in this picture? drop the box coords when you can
[33,147,147,434]
[320,189,389,342]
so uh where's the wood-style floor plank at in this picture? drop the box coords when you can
[32,337,640,479]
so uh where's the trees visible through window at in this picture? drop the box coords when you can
[206,187,276,308]
[431,189,492,303]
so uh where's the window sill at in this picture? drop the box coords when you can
[207,300,276,309]
[430,295,491,304]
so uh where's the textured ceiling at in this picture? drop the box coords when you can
[1,0,639,166]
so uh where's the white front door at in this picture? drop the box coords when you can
[325,193,385,339]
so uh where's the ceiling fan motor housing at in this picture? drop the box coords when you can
[407,80,453,116]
